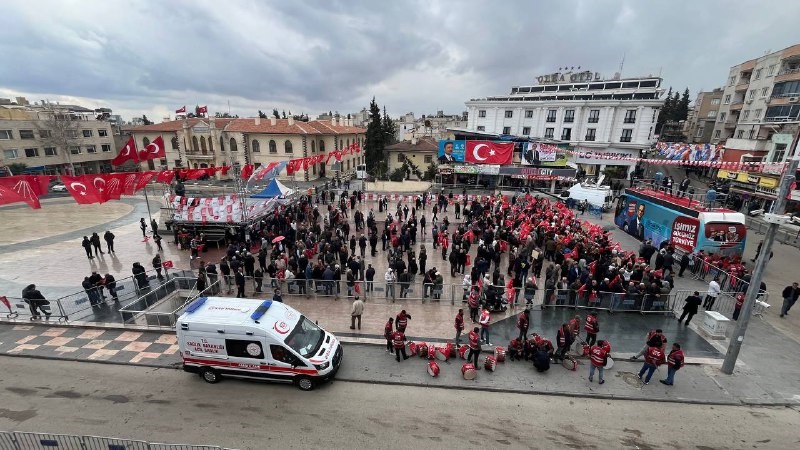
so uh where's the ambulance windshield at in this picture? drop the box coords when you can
[284,316,324,358]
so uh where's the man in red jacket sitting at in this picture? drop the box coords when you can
[637,344,666,385]
[588,340,609,385]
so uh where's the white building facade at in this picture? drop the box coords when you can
[465,73,664,177]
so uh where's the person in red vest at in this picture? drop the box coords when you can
[439,233,449,259]
[660,343,684,386]
[631,329,667,360]
[454,308,465,345]
[555,323,573,363]
[384,317,394,353]
[568,314,582,339]
[468,285,480,323]
[395,309,411,332]
[392,329,409,362]
[467,326,481,368]
[732,292,745,321]
[479,307,492,345]
[588,340,609,384]
[507,337,524,361]
[516,309,530,342]
[637,344,666,385]
[584,312,599,346]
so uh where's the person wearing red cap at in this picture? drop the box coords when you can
[588,340,609,384]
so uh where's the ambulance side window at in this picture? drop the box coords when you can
[225,339,264,359]
[270,345,303,366]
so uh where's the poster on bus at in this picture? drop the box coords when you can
[670,216,700,253]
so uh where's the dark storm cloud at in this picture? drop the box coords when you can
[1,0,799,119]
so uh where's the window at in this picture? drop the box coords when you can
[219,136,225,152]
[44,147,57,156]
[170,137,179,150]
[0,130,12,140]
[142,137,150,147]
[714,130,721,139]
[191,136,199,151]
[284,140,293,153]
[544,128,554,139]
[39,130,52,138]
[754,68,762,80]
[754,109,762,119]
[270,345,302,366]
[200,137,207,152]
[82,129,93,138]
[86,145,97,153]
[736,130,744,138]
[502,126,511,135]
[564,109,575,123]
[623,109,636,124]
[588,109,599,123]
[522,126,531,135]
[724,94,731,104]
[319,140,325,153]
[546,110,557,122]
[252,139,260,152]
[225,340,264,359]
[208,137,214,152]
[771,81,800,98]
[748,90,756,100]
[711,98,721,105]
[729,75,736,86]
[707,110,717,118]
[504,110,513,118]
[24,148,39,158]
[561,128,571,140]
[719,112,727,122]
[696,127,704,137]
[19,130,35,139]
[311,141,315,153]
[339,139,343,149]
[269,140,277,153]
[525,110,533,118]
[768,64,776,76]
[476,126,485,131]
[620,129,633,142]
[585,128,596,141]
[69,146,81,155]
[101,144,112,152]
[478,110,486,118]
[424,155,433,164]
[743,110,750,120]
[760,87,769,98]
[772,143,787,162]
[396,153,404,162]
[749,129,755,139]
[98,129,108,137]
[3,149,18,159]
[66,130,79,138]
[229,138,238,152]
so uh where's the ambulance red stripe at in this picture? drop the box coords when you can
[183,357,319,375]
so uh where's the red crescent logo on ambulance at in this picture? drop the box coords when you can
[274,321,290,334]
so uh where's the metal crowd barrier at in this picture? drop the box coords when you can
[540,288,677,315]
[118,277,219,328]
[0,430,236,450]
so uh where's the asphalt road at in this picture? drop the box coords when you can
[0,357,796,449]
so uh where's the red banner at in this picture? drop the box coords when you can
[156,169,175,184]
[138,136,165,161]
[61,175,107,204]
[465,141,514,164]
[111,136,139,166]
[135,171,157,191]
[0,185,31,208]
[0,175,52,209]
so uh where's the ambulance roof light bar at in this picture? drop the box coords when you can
[185,297,208,314]
[250,300,273,322]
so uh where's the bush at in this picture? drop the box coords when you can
[389,168,406,182]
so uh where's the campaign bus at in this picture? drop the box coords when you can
[613,183,746,257]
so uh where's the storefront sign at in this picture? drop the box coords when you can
[499,166,577,178]
[726,172,738,180]
[451,164,500,175]
[572,149,639,162]
[717,170,778,189]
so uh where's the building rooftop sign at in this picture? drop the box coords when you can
[537,70,601,85]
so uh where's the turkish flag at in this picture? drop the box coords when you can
[61,175,107,204]
[0,295,11,312]
[156,169,175,184]
[111,137,139,166]
[240,164,254,180]
[138,136,166,161]
[88,174,114,202]
[175,106,186,114]
[354,142,361,153]
[465,141,513,164]
[198,105,208,114]
[135,171,157,192]
[162,260,174,269]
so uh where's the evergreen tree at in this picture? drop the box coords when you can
[656,87,673,133]
[675,88,691,122]
[364,97,384,171]
[142,115,153,125]
[272,109,280,119]
[382,106,397,146]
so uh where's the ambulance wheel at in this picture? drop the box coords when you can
[295,376,314,391]
[200,368,220,384]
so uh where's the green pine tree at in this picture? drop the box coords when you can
[382,106,397,146]
[656,87,673,133]
[364,97,384,171]
[675,88,691,122]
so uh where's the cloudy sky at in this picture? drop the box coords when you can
[1,0,798,123]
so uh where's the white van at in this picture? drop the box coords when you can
[177,297,342,390]
[566,182,614,210]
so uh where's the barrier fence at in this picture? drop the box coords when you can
[746,215,800,249]
[118,276,219,328]
[0,430,236,450]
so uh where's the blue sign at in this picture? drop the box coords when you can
[437,140,465,163]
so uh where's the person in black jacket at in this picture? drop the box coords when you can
[104,273,118,302]
[780,282,800,318]
[132,262,148,292]
[104,230,115,254]
[90,232,104,256]
[678,291,702,325]
[235,267,246,298]
[81,236,93,259]
[22,284,50,319]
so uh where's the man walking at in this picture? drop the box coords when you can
[637,343,666,385]
[103,230,115,254]
[678,291,702,325]
[152,254,164,281]
[235,267,246,298]
[703,276,721,310]
[90,232,104,256]
[454,309,465,345]
[780,282,800,318]
[660,343,684,386]
[81,236,93,260]
[350,296,364,330]
[384,268,396,299]
[588,340,609,385]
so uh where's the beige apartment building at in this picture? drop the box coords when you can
[129,116,366,181]
[0,99,116,175]
[684,88,724,143]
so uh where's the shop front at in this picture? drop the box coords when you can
[718,169,780,212]
[570,147,640,181]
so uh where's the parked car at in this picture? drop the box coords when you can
[50,183,67,192]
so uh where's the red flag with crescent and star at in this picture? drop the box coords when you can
[156,169,175,184]
[138,136,166,161]
[465,141,514,165]
[111,136,139,166]
[61,175,107,204]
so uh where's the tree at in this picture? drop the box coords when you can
[142,115,153,125]
[675,88,691,122]
[382,106,397,146]
[258,110,268,119]
[272,109,280,119]
[364,97,384,171]
[389,167,405,182]
[422,162,438,181]
[36,109,83,174]
[656,87,673,134]
[6,162,27,175]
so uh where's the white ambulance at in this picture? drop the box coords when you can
[176,297,343,391]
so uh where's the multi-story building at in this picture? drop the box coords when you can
[709,44,800,210]
[395,111,467,142]
[385,136,438,176]
[128,116,366,181]
[0,98,117,175]
[465,70,663,178]
[684,88,724,143]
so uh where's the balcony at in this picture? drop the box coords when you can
[587,117,599,123]
[729,102,744,111]
[623,118,636,124]
[584,135,596,141]
[769,95,800,106]
[776,68,800,82]
[619,136,632,143]
[734,81,750,91]
[185,150,214,159]
[723,120,738,129]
